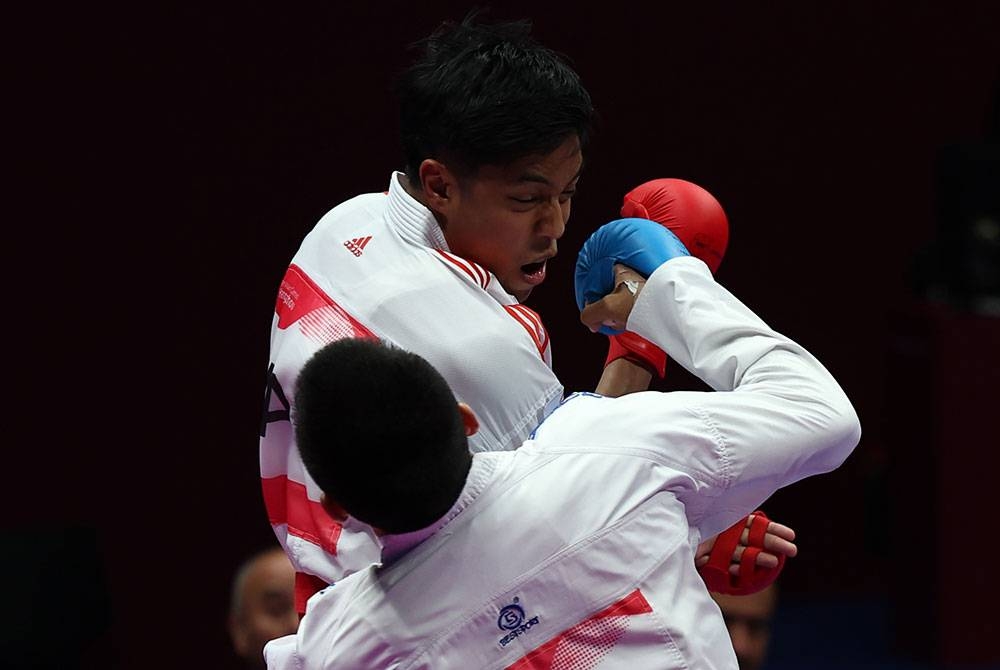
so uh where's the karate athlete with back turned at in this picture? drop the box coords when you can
[264,218,861,669]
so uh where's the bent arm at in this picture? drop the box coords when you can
[626,257,860,537]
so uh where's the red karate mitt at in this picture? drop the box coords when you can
[699,510,786,596]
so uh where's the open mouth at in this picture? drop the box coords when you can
[521,261,545,286]
[520,260,548,286]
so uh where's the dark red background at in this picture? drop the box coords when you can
[7,2,998,668]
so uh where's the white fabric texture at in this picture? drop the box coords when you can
[260,172,563,590]
[265,257,861,669]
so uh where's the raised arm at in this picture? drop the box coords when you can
[576,220,861,540]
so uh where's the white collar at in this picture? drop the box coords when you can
[379,453,500,566]
[385,171,449,250]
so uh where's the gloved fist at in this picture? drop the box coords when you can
[574,217,690,336]
[696,510,793,596]
[607,178,731,375]
[621,178,729,273]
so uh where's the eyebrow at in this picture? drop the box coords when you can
[517,166,583,187]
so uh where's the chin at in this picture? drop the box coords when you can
[512,287,533,302]
[499,279,532,302]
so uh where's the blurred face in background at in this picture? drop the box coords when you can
[228,547,298,669]
[711,583,778,670]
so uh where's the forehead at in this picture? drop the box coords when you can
[474,136,583,186]
[245,553,294,589]
[712,588,777,619]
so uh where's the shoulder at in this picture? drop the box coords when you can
[529,391,721,464]
[530,392,608,437]
[293,568,417,668]
[303,192,392,245]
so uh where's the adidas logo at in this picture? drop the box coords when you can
[343,236,372,257]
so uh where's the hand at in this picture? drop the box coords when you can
[596,178,728,378]
[580,264,645,333]
[573,217,690,336]
[696,513,797,576]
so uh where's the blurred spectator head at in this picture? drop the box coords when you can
[227,546,298,669]
[711,582,779,670]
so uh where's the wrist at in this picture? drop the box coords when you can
[605,331,668,379]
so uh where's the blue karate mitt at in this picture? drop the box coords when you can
[574,217,690,336]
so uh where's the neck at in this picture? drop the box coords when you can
[379,521,441,566]
[379,455,473,565]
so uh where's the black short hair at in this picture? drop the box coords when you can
[395,12,595,178]
[293,338,472,533]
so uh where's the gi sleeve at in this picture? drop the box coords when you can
[624,256,861,538]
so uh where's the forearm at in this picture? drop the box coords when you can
[629,257,852,411]
[627,258,861,531]
[595,358,653,397]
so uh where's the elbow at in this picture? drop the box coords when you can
[821,396,862,471]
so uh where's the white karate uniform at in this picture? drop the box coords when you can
[264,256,862,669]
[260,173,564,605]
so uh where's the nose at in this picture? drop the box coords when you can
[538,198,567,240]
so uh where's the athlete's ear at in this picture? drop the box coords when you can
[419,159,456,209]
[457,402,479,437]
[320,494,349,523]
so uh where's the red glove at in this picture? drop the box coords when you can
[620,177,729,274]
[607,178,731,377]
[698,510,786,596]
[605,330,667,377]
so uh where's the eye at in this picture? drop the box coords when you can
[559,189,576,203]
